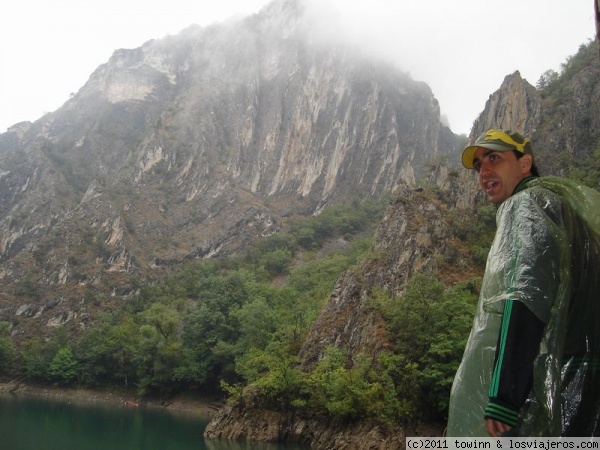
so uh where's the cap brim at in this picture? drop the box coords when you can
[461,146,478,169]
[461,143,516,169]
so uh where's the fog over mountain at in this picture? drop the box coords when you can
[0,0,463,337]
[1,0,594,134]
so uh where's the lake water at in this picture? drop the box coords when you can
[0,395,307,450]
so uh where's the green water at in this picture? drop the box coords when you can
[0,395,307,450]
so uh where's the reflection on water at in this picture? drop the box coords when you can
[0,394,306,450]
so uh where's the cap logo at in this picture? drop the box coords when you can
[484,130,530,154]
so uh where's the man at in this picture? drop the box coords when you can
[446,129,600,437]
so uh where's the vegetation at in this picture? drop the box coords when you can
[0,201,384,393]
[225,274,477,425]
[0,193,489,429]
[374,276,477,419]
[535,40,600,189]
[569,142,600,190]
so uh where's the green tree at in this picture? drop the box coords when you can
[259,248,293,276]
[136,324,183,393]
[138,303,180,340]
[536,69,559,89]
[21,339,49,381]
[236,346,303,410]
[175,270,256,387]
[76,316,140,387]
[135,304,183,392]
[569,144,600,190]
[304,348,400,423]
[376,275,477,419]
[176,302,229,387]
[232,298,278,351]
[377,352,420,422]
[0,322,16,377]
[49,347,81,385]
[21,329,70,382]
[296,227,318,249]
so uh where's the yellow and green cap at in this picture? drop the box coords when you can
[461,129,532,169]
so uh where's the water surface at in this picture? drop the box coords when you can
[0,394,306,450]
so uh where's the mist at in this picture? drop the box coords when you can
[304,0,596,135]
[0,0,595,135]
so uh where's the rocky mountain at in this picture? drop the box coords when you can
[0,0,462,338]
[470,42,600,177]
[2,0,598,446]
[204,41,600,448]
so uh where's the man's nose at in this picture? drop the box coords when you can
[478,160,491,175]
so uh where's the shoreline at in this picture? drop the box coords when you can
[0,379,224,418]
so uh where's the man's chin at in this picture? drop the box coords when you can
[486,194,504,205]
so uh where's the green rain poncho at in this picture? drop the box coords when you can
[447,176,600,437]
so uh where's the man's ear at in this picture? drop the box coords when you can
[520,154,533,174]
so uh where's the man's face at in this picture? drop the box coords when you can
[472,148,532,204]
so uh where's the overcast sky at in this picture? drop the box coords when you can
[0,0,596,135]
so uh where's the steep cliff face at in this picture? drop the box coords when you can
[0,0,461,337]
[532,43,600,176]
[470,71,542,139]
[448,71,544,210]
[204,40,600,449]
[297,189,470,368]
[466,44,600,180]
[453,45,600,210]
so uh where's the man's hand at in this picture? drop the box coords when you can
[486,419,512,437]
